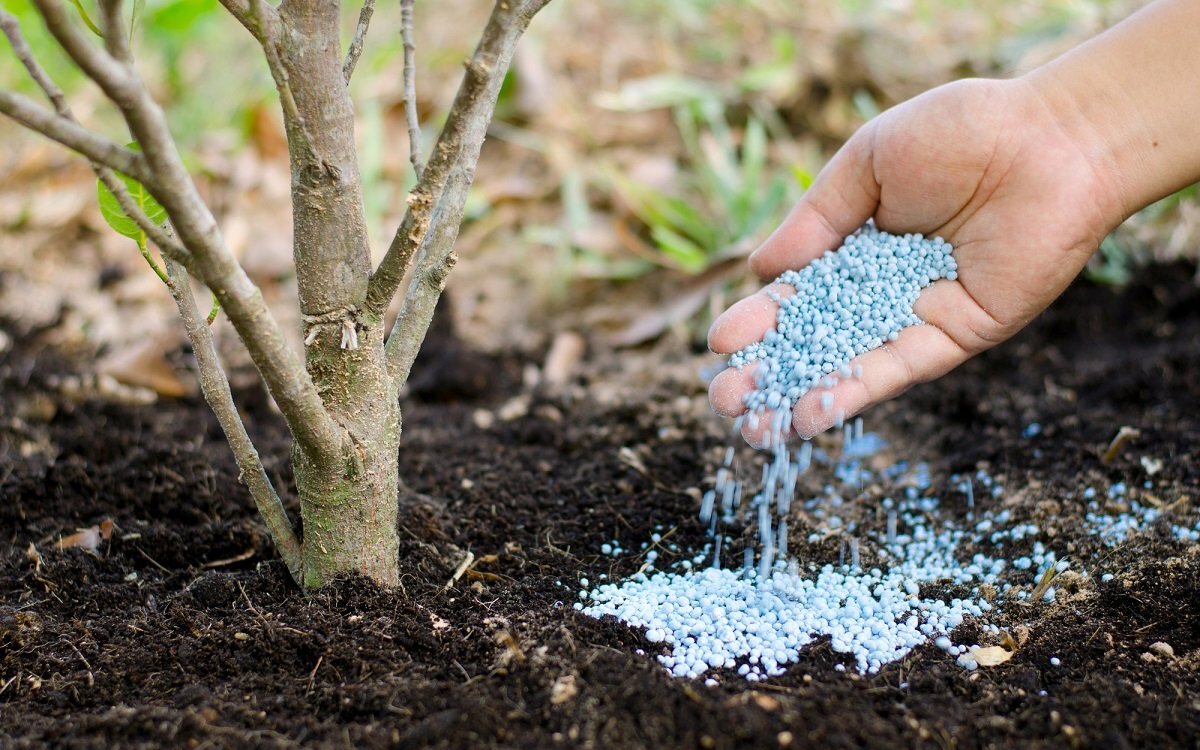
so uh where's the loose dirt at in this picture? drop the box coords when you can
[2,267,1198,749]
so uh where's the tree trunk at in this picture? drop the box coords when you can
[294,406,401,589]
[291,315,402,588]
[274,2,402,588]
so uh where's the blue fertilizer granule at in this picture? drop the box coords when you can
[578,220,1200,683]
[730,223,956,418]
[583,439,1200,681]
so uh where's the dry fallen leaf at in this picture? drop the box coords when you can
[96,330,191,399]
[24,543,43,572]
[968,645,1014,667]
[54,518,115,556]
[56,528,101,555]
[541,330,586,387]
[617,446,648,476]
[1012,625,1032,647]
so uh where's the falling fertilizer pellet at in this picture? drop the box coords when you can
[579,222,1200,683]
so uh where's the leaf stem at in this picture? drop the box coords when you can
[207,290,220,325]
[136,234,169,284]
[68,0,103,37]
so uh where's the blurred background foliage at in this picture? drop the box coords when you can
[1,0,1194,358]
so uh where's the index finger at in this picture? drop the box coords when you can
[749,128,881,280]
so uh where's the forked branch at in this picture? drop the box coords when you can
[3,7,301,568]
[0,89,149,179]
[22,0,345,466]
[371,0,552,377]
[0,10,181,263]
[215,0,263,37]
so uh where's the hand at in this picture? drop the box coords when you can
[707,77,1124,446]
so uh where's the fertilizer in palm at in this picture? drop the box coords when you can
[729,223,956,417]
[580,224,1200,682]
[584,224,985,678]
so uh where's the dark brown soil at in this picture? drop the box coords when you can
[2,267,1199,749]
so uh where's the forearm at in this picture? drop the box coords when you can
[1024,0,1200,227]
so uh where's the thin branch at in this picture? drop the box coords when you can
[215,0,262,36]
[0,89,148,179]
[374,0,552,375]
[29,0,345,466]
[365,0,549,319]
[97,0,131,63]
[217,0,321,167]
[0,10,65,108]
[164,256,303,578]
[29,0,138,106]
[2,8,192,268]
[107,175,192,266]
[2,6,143,183]
[400,0,422,178]
[246,0,320,166]
[342,0,375,83]
[384,164,469,383]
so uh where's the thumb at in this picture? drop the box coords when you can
[749,124,882,280]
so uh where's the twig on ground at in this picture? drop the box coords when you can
[444,550,476,591]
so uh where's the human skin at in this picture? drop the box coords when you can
[707,0,1200,447]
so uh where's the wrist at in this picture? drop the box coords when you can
[1018,70,1133,234]
[1020,0,1200,228]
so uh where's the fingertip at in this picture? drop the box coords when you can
[707,284,793,355]
[708,365,754,418]
[740,408,794,450]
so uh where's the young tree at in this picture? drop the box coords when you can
[0,0,551,588]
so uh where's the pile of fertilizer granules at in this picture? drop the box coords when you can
[579,223,1196,684]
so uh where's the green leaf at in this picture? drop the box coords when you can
[96,143,166,241]
[130,0,146,43]
[742,176,788,237]
[740,117,767,192]
[616,177,717,251]
[791,164,815,190]
[68,0,104,37]
[97,170,167,240]
[651,225,709,274]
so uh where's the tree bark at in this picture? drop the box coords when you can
[294,332,402,588]
[277,0,401,585]
[3,0,553,590]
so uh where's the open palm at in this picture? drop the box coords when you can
[708,78,1124,444]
